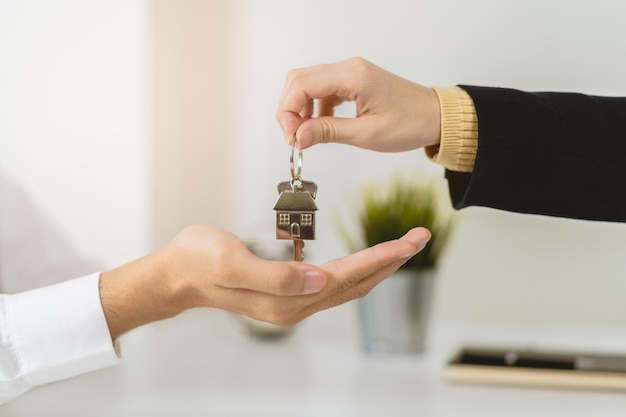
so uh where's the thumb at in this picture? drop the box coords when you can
[296,116,379,150]
[241,259,329,296]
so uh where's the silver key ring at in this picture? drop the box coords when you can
[289,137,303,181]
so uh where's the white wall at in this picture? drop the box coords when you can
[0,0,150,268]
[149,0,238,247]
[3,0,626,329]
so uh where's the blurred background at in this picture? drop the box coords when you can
[1,0,626,332]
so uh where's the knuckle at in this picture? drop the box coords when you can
[334,260,365,291]
[347,56,372,75]
[261,306,291,327]
[317,118,336,144]
[335,283,375,305]
[270,316,292,328]
[354,284,374,299]
[285,68,304,87]
[250,298,293,326]
[347,56,368,67]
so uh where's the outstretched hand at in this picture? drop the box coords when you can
[193,225,432,327]
[100,224,431,339]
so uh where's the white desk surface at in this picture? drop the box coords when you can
[4,305,626,417]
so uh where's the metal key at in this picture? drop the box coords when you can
[277,179,318,199]
[272,139,319,262]
[293,239,305,262]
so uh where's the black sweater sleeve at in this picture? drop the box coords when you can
[445,85,626,222]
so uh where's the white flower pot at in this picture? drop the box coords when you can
[358,268,435,354]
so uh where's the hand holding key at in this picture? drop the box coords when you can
[276,57,441,152]
[273,140,318,262]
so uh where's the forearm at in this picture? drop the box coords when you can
[99,248,196,341]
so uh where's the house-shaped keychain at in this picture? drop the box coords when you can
[273,190,318,240]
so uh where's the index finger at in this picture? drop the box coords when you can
[320,227,431,292]
[276,61,358,141]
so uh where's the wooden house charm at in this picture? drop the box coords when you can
[273,190,318,240]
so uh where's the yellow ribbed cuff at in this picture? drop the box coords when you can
[425,86,478,173]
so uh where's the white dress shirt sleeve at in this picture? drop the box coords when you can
[0,273,120,404]
[0,171,120,404]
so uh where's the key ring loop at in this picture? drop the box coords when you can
[289,137,303,180]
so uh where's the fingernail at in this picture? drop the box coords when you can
[298,130,313,149]
[303,270,326,294]
[399,251,418,260]
[399,241,429,260]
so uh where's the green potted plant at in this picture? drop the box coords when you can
[341,173,456,354]
[343,174,454,269]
